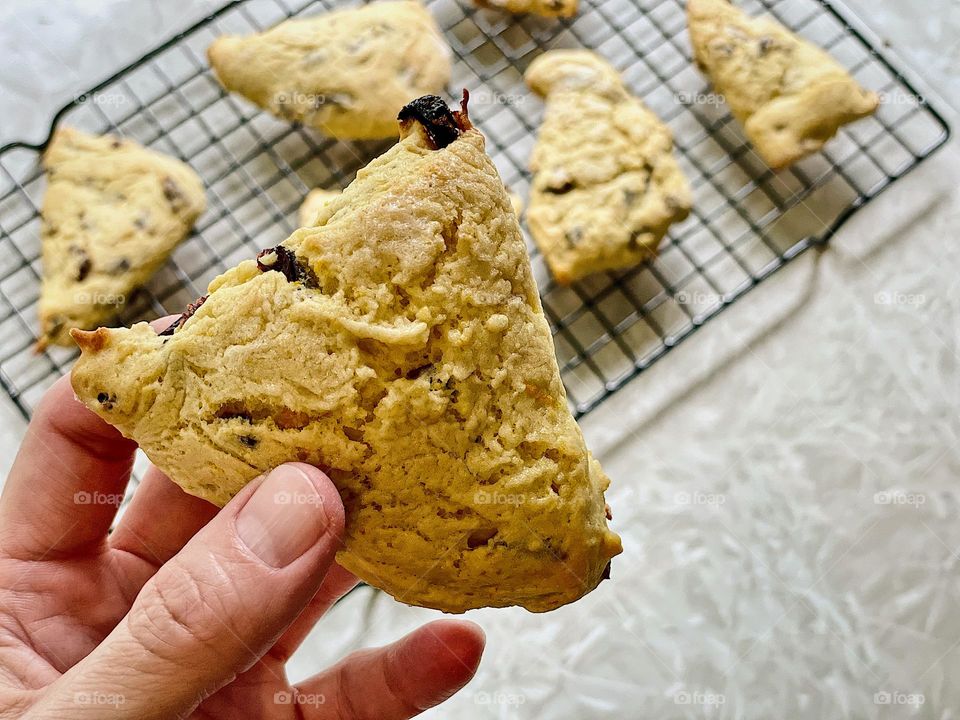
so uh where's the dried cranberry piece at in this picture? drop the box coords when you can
[256,246,319,288]
[397,90,473,150]
[159,294,208,336]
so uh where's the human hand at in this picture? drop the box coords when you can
[0,375,484,719]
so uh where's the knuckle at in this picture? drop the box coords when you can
[332,661,364,719]
[127,554,238,663]
[330,648,419,720]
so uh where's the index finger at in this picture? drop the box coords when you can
[0,373,136,560]
[0,315,178,561]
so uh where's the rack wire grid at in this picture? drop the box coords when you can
[0,0,951,425]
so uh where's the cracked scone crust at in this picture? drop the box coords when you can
[474,0,577,18]
[299,189,341,227]
[70,96,622,614]
[687,0,878,169]
[525,51,692,285]
[38,127,205,348]
[208,0,451,140]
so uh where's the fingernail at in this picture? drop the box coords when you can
[236,465,328,567]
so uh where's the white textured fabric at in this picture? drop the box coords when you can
[1,1,959,718]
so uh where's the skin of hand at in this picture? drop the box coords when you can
[0,343,485,719]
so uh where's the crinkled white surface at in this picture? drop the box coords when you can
[1,1,960,718]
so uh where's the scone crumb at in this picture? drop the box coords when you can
[416,307,433,323]
[485,313,509,332]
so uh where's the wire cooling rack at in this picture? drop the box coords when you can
[0,0,951,422]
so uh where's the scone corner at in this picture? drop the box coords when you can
[70,326,112,353]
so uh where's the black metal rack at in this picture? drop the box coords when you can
[0,0,950,422]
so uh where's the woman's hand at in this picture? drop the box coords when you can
[0,375,484,719]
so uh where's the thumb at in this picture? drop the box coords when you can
[40,462,345,720]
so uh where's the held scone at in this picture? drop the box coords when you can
[687,0,879,169]
[70,95,622,614]
[474,0,577,18]
[38,127,205,349]
[207,0,451,140]
[525,51,692,285]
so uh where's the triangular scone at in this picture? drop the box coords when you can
[38,127,205,349]
[299,188,341,227]
[687,0,878,169]
[525,51,692,285]
[70,95,622,614]
[474,0,577,18]
[208,1,451,140]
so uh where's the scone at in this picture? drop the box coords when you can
[299,188,340,227]
[687,0,879,169]
[38,127,205,349]
[208,1,451,140]
[70,94,622,614]
[508,191,524,218]
[474,0,577,18]
[525,51,692,285]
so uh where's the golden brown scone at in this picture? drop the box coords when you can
[299,189,341,227]
[525,51,692,285]
[474,0,577,18]
[207,1,451,140]
[508,191,524,218]
[70,95,622,614]
[687,0,879,169]
[38,127,205,349]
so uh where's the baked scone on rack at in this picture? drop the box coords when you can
[687,0,879,169]
[298,188,340,227]
[507,191,524,218]
[474,0,577,18]
[525,50,692,285]
[70,93,622,614]
[37,127,205,350]
[208,0,451,140]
